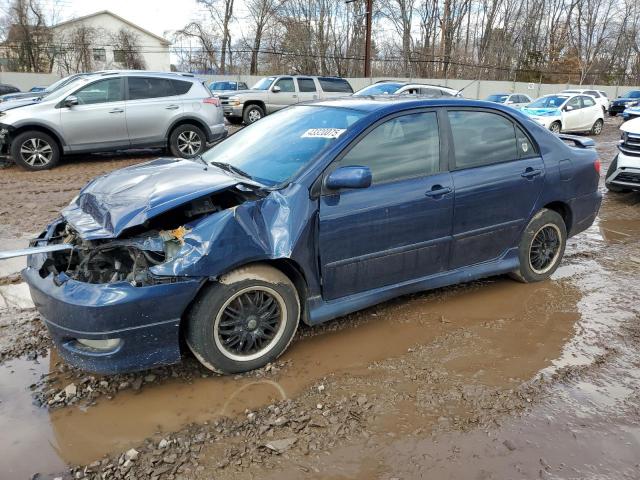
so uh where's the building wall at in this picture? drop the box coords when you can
[51,12,170,73]
[0,71,638,98]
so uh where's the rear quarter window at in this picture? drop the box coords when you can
[172,80,193,95]
[318,77,353,93]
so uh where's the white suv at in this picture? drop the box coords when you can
[0,71,226,170]
[606,117,640,192]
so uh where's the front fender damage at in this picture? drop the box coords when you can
[26,183,313,286]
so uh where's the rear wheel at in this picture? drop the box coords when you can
[510,209,567,283]
[186,264,300,374]
[11,130,60,171]
[549,121,561,134]
[590,118,604,135]
[169,124,206,158]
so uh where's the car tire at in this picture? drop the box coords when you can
[169,124,206,158]
[609,112,616,117]
[186,264,300,374]
[243,104,265,124]
[549,121,561,134]
[605,156,629,192]
[510,208,567,283]
[226,117,243,125]
[11,130,60,171]
[590,119,604,135]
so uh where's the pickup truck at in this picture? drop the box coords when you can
[219,75,353,124]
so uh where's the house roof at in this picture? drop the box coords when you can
[53,10,170,46]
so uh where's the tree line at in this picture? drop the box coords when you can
[2,0,640,85]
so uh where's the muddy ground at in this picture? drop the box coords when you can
[1,117,640,480]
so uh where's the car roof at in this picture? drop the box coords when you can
[301,96,512,114]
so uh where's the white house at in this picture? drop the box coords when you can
[51,10,170,73]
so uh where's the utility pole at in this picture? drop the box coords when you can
[346,0,373,77]
[364,0,372,77]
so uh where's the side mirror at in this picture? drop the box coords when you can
[325,166,372,191]
[272,85,281,93]
[564,105,573,111]
[64,95,78,107]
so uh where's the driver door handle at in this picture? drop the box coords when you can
[521,168,543,179]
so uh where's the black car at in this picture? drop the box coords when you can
[0,83,20,95]
[609,90,640,116]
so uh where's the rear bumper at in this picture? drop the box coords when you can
[23,267,203,374]
[207,123,227,143]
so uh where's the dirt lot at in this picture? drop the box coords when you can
[1,117,640,480]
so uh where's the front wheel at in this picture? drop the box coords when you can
[186,264,300,374]
[549,122,561,134]
[510,209,567,283]
[243,104,265,124]
[591,118,604,135]
[11,130,60,171]
[169,124,206,158]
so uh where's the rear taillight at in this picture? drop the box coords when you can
[594,159,601,174]
[203,97,220,106]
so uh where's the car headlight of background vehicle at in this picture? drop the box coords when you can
[624,101,639,107]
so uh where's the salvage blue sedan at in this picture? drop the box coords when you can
[20,97,602,374]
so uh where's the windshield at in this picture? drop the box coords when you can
[623,91,640,98]
[486,94,508,103]
[252,77,276,90]
[44,76,71,92]
[354,83,404,96]
[528,95,568,108]
[210,81,237,91]
[202,106,366,185]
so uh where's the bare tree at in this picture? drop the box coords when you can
[246,0,279,74]
[198,0,235,74]
[110,28,146,70]
[55,25,96,74]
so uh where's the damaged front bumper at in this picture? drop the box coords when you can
[20,218,206,374]
[23,266,202,374]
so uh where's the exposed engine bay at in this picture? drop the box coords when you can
[36,188,259,285]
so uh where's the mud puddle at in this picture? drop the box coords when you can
[1,277,580,478]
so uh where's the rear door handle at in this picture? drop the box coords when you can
[165,104,180,110]
[109,108,124,114]
[425,185,452,198]
[521,168,543,179]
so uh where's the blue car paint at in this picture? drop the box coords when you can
[22,98,602,374]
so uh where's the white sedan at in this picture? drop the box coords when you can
[521,93,604,135]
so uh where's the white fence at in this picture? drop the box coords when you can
[1,71,639,100]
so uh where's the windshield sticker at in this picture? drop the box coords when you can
[301,128,347,139]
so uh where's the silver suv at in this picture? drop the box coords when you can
[0,71,226,170]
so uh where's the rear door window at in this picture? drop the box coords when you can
[128,77,175,100]
[448,110,518,169]
[297,78,317,92]
[318,77,353,93]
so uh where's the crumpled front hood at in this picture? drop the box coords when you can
[62,158,246,239]
[522,107,561,117]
